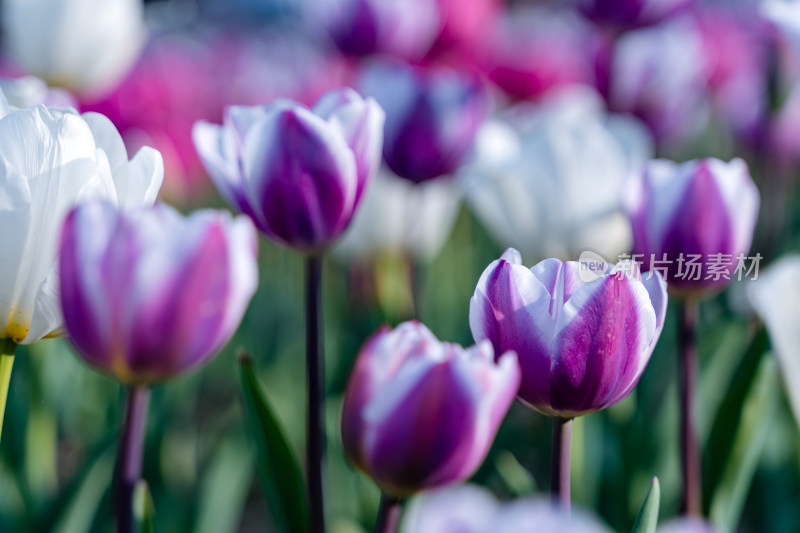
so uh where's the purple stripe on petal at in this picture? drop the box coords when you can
[364,360,479,496]
[59,206,113,369]
[469,252,554,409]
[549,275,655,415]
[247,109,357,251]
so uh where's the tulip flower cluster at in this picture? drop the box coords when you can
[0,0,795,531]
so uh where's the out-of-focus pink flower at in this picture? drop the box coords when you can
[81,28,349,203]
[482,7,600,101]
[694,5,769,146]
[430,0,502,53]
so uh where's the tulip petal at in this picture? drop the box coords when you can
[549,274,656,414]
[242,107,357,250]
[470,249,554,408]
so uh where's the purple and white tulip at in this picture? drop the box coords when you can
[627,158,760,294]
[193,87,384,253]
[341,321,520,497]
[470,249,667,418]
[360,60,488,183]
[58,201,258,385]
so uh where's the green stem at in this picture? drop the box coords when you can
[0,338,17,443]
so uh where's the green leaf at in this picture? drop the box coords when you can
[193,438,254,533]
[703,327,768,508]
[134,480,156,533]
[631,477,660,533]
[238,353,309,533]
[709,354,779,532]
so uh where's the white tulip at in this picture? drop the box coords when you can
[747,255,800,426]
[0,103,163,344]
[1,0,145,96]
[334,169,461,263]
[459,86,653,263]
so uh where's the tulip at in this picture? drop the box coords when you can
[460,87,652,263]
[627,157,759,514]
[575,0,694,30]
[59,201,258,384]
[334,170,462,264]
[342,321,520,499]
[0,103,162,443]
[312,0,442,59]
[470,248,667,508]
[360,59,488,183]
[195,87,384,532]
[402,484,610,533]
[748,255,800,427]
[627,157,760,295]
[58,200,257,532]
[1,0,145,96]
[193,87,384,252]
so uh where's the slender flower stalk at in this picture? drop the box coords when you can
[374,495,403,533]
[551,417,573,512]
[0,338,16,442]
[678,301,701,515]
[115,386,150,533]
[306,255,326,532]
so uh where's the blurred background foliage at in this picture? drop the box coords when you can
[0,0,799,531]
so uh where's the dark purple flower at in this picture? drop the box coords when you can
[627,158,760,294]
[470,249,667,418]
[193,88,384,252]
[58,201,258,385]
[341,321,520,497]
[360,60,488,183]
[314,0,442,59]
[575,0,694,30]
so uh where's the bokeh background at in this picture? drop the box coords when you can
[0,0,799,531]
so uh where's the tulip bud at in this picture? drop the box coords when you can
[627,158,760,295]
[193,88,384,253]
[1,0,145,96]
[575,0,694,30]
[360,60,488,183]
[58,201,258,385]
[470,249,667,418]
[341,321,520,497]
